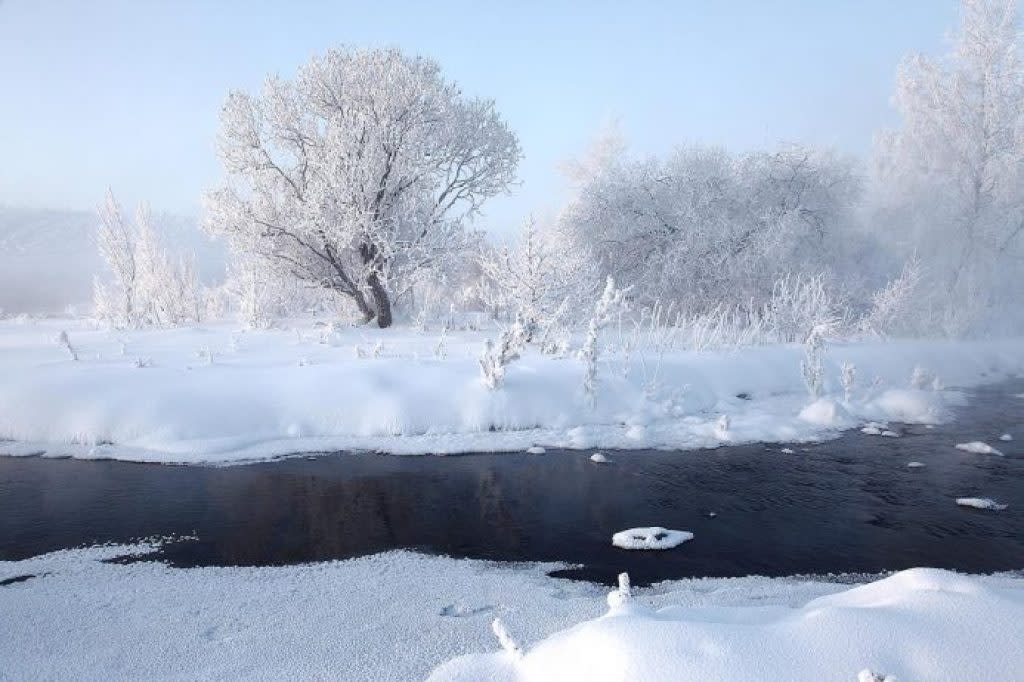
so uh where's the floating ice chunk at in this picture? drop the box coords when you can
[999,433,1013,442]
[880,430,900,438]
[955,441,1004,456]
[861,426,882,435]
[589,452,610,464]
[780,448,795,454]
[956,497,1008,511]
[907,461,926,468]
[611,527,693,550]
[525,446,545,455]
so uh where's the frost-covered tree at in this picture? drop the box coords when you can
[558,141,866,313]
[204,47,520,328]
[874,0,1024,333]
[93,191,201,328]
[477,217,569,340]
[94,190,138,328]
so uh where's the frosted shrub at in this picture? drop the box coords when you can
[54,330,78,361]
[764,273,839,343]
[800,324,830,399]
[840,361,856,402]
[580,277,629,406]
[479,320,527,390]
[859,259,922,337]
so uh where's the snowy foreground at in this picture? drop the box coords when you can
[0,318,1022,463]
[2,543,1023,681]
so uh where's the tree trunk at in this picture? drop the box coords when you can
[349,288,377,325]
[366,272,392,328]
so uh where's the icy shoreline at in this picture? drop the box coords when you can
[0,319,1021,465]
[2,542,1023,681]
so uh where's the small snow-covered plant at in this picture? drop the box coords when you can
[490,618,523,660]
[800,323,830,399]
[371,341,384,358]
[54,330,78,361]
[433,326,448,359]
[607,571,633,608]
[910,365,935,390]
[354,344,368,359]
[764,273,838,343]
[133,357,152,368]
[479,326,525,390]
[840,361,856,402]
[715,414,731,440]
[581,277,629,406]
[857,670,897,682]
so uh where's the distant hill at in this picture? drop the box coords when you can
[0,206,225,314]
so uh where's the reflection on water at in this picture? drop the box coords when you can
[1,381,1022,584]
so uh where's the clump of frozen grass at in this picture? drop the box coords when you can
[910,365,936,390]
[800,323,832,399]
[858,669,897,682]
[607,572,632,608]
[715,414,731,440]
[490,618,523,660]
[581,277,628,406]
[133,357,152,368]
[54,330,78,361]
[840,361,856,402]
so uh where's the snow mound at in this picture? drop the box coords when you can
[526,446,546,455]
[798,398,853,427]
[955,441,1004,456]
[611,527,693,551]
[589,452,610,463]
[956,497,1008,511]
[430,567,1024,682]
[999,433,1013,442]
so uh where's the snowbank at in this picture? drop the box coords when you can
[430,568,1024,682]
[5,543,1024,681]
[0,318,1021,463]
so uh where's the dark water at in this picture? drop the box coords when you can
[1,381,1022,585]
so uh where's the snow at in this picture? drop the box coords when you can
[430,567,1024,682]
[955,441,1005,456]
[907,461,926,468]
[526,446,546,455]
[0,318,1021,464]
[611,527,693,550]
[589,452,610,463]
[999,433,1013,442]
[956,497,1008,511]
[4,543,1024,680]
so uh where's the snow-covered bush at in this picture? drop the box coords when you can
[858,258,922,338]
[581,277,629,405]
[479,318,528,390]
[763,273,840,343]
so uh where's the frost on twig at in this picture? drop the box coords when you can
[479,318,528,390]
[581,277,629,406]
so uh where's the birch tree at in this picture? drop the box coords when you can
[204,47,520,328]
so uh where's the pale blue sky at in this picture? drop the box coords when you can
[0,1,958,233]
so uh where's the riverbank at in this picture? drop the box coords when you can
[0,318,1021,464]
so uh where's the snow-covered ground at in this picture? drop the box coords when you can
[0,317,1021,464]
[1,543,1022,681]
